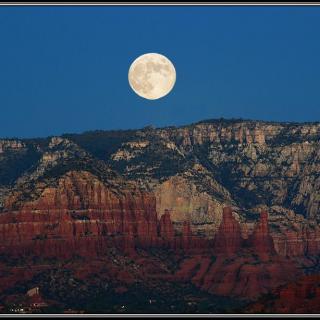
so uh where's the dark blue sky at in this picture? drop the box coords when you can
[0,5,320,138]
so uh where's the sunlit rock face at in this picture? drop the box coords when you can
[154,175,227,238]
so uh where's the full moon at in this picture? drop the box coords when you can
[128,53,176,100]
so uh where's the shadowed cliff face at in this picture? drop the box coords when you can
[245,274,320,313]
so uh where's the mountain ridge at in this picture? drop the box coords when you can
[2,117,320,141]
[1,117,320,246]
[1,118,320,312]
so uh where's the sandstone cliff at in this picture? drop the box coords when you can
[1,119,320,258]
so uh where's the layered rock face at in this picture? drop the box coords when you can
[1,120,320,310]
[248,211,276,259]
[212,207,276,257]
[154,174,228,238]
[246,274,320,313]
[0,171,212,258]
[0,171,159,257]
[213,207,242,255]
[271,225,320,257]
[0,184,304,302]
[107,120,320,218]
[159,209,175,245]
[175,253,299,299]
[0,163,313,262]
[105,121,320,250]
[0,140,25,153]
[1,119,320,258]
[175,207,300,299]
[0,169,278,262]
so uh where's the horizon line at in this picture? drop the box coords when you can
[1,116,320,141]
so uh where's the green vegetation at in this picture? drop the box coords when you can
[0,146,41,186]
[63,129,138,160]
[81,282,246,314]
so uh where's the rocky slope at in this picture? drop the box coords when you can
[175,207,300,299]
[245,274,320,313]
[0,200,302,303]
[1,119,320,255]
[1,118,320,312]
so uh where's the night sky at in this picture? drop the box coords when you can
[1,5,320,138]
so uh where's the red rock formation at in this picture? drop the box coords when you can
[159,209,175,247]
[271,225,320,257]
[306,227,320,256]
[248,211,276,260]
[0,171,159,258]
[213,207,242,256]
[0,171,211,258]
[179,221,192,251]
[172,207,302,299]
[246,274,320,313]
[122,213,136,256]
[0,189,312,304]
[172,220,211,253]
[174,252,300,299]
[3,168,320,261]
[1,171,317,305]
